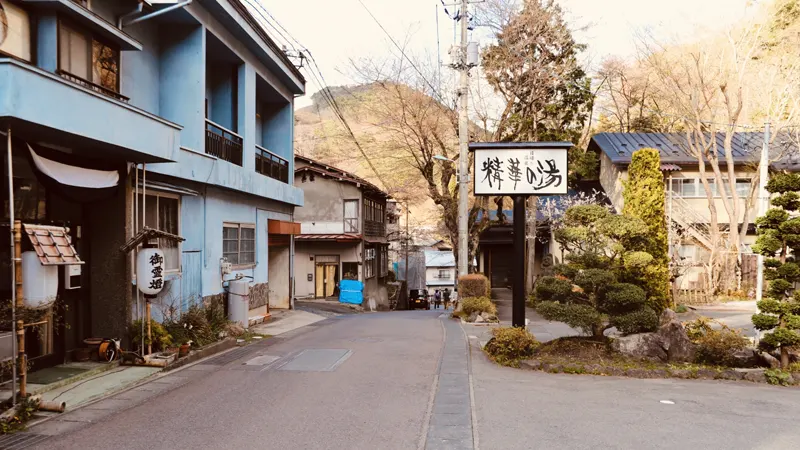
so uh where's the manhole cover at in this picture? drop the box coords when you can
[277,349,352,372]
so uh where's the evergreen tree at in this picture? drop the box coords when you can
[752,173,800,368]
[623,148,671,310]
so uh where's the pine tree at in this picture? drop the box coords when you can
[752,173,800,368]
[623,148,670,311]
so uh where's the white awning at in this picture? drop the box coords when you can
[29,144,119,189]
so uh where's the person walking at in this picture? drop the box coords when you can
[443,288,451,309]
[451,288,459,312]
[434,290,442,309]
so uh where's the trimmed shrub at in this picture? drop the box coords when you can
[461,297,497,316]
[623,148,670,310]
[458,274,491,298]
[603,283,647,312]
[535,276,575,302]
[694,328,749,367]
[484,327,539,366]
[609,307,659,335]
[536,301,604,336]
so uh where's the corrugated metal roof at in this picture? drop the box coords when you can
[589,132,800,170]
[23,224,83,266]
[424,251,455,268]
[295,234,361,242]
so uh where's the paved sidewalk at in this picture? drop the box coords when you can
[425,316,475,450]
[492,289,580,342]
[251,309,326,336]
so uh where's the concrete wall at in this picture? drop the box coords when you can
[294,173,362,234]
[268,245,291,309]
[294,242,362,298]
[599,152,625,212]
[425,267,456,285]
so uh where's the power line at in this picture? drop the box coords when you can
[354,0,453,109]
[244,0,393,192]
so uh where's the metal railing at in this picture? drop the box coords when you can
[364,220,386,237]
[255,145,289,183]
[57,70,129,103]
[205,120,243,165]
[669,193,718,250]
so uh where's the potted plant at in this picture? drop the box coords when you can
[179,341,192,358]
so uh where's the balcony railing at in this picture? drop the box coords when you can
[255,145,289,183]
[56,70,129,103]
[205,119,243,165]
[364,220,386,237]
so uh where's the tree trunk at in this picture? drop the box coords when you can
[525,196,538,295]
[781,347,789,369]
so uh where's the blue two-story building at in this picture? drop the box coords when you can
[0,0,304,369]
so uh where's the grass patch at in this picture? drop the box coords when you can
[238,330,270,343]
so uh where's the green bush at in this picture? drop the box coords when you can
[461,297,497,316]
[484,327,539,366]
[610,307,658,335]
[458,274,491,298]
[131,319,173,352]
[765,368,793,386]
[694,328,749,367]
[603,283,647,312]
[535,276,575,302]
[536,301,604,336]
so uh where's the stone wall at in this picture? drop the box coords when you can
[249,282,269,309]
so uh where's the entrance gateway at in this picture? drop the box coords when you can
[469,142,570,327]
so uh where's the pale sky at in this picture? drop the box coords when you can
[252,0,757,107]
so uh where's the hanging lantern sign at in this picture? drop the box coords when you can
[137,247,165,297]
[22,251,58,309]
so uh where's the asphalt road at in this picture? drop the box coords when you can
[26,309,800,450]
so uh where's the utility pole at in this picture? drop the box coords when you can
[755,122,770,312]
[404,202,410,285]
[456,0,471,280]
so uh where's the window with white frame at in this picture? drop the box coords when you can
[223,223,255,266]
[365,247,376,279]
[137,192,180,272]
[437,269,451,279]
[0,1,32,61]
[671,178,752,199]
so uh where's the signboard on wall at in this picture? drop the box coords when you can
[472,144,569,196]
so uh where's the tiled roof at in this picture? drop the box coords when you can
[295,155,390,198]
[589,132,800,170]
[23,224,83,266]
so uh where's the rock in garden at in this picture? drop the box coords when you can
[467,312,478,323]
[474,314,486,323]
[758,351,781,369]
[520,359,542,370]
[731,349,760,368]
[659,309,677,326]
[742,369,767,383]
[610,320,695,363]
[225,322,245,337]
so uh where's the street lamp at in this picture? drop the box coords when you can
[434,154,469,279]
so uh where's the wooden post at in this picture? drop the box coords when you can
[146,300,152,355]
[16,320,25,397]
[14,221,25,398]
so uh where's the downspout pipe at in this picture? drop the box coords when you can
[122,0,193,28]
[118,1,144,29]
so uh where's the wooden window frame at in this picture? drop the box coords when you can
[223,222,256,269]
[132,191,182,277]
[0,0,34,62]
[364,247,376,279]
[57,16,121,94]
[343,199,359,233]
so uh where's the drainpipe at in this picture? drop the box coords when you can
[122,1,193,28]
[117,1,144,29]
[5,127,16,405]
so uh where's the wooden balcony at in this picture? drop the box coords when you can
[255,145,289,183]
[364,220,386,237]
[205,119,243,165]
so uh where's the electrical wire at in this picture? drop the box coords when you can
[355,0,452,109]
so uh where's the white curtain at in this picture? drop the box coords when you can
[29,144,119,189]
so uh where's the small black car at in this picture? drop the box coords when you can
[409,289,429,310]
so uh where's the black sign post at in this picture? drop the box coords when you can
[469,142,572,329]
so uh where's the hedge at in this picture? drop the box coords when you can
[459,273,491,298]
